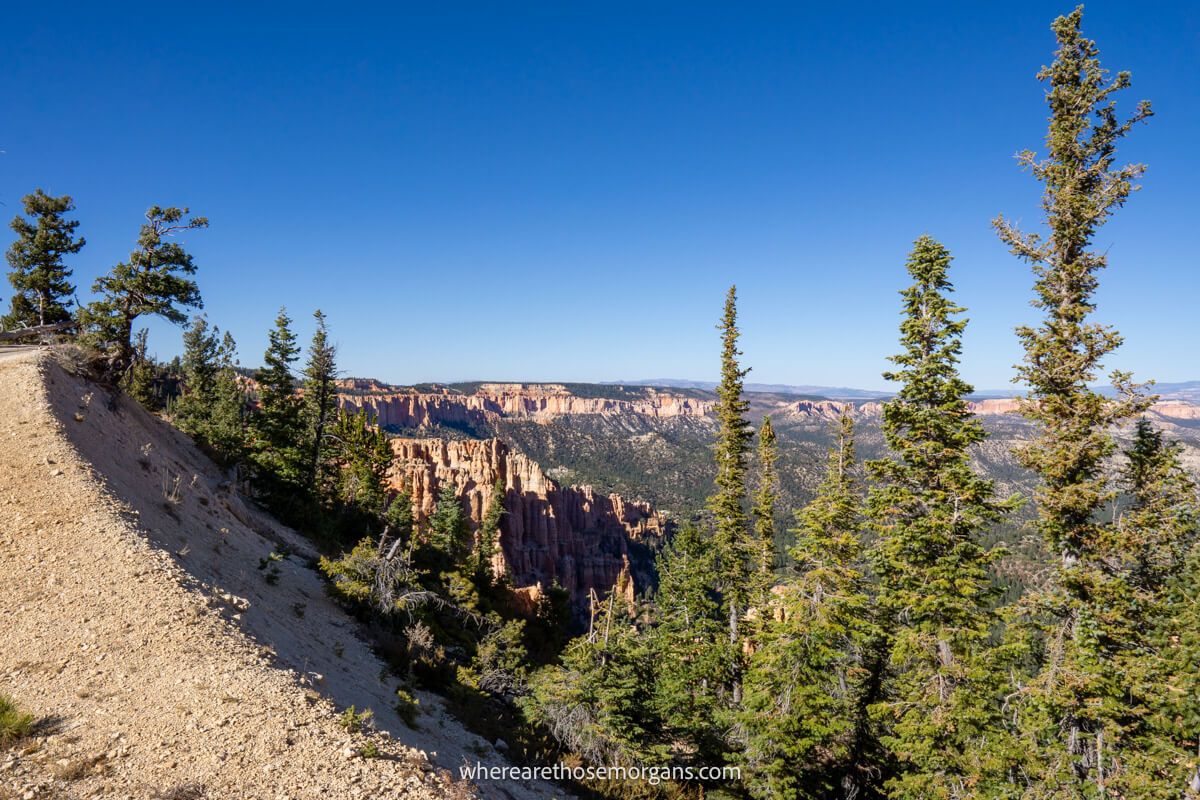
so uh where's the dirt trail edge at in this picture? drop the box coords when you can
[0,350,558,799]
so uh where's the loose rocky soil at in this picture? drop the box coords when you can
[0,348,556,799]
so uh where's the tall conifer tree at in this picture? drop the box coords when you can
[1098,420,1200,796]
[751,415,779,595]
[993,9,1168,792]
[707,285,754,703]
[742,414,876,799]
[175,315,222,437]
[303,310,338,498]
[207,331,247,467]
[866,236,1013,798]
[328,407,392,517]
[250,308,305,502]
[475,479,506,581]
[3,189,84,329]
[650,523,730,765]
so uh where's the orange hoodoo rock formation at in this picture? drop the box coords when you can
[387,437,667,612]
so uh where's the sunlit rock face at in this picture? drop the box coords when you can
[386,436,665,614]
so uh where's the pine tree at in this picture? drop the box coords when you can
[866,236,1014,799]
[207,332,247,467]
[80,206,207,379]
[475,479,506,581]
[428,483,470,565]
[1159,545,1200,800]
[125,328,158,408]
[1102,420,1200,797]
[993,9,1165,793]
[650,523,731,765]
[707,284,754,704]
[249,308,305,503]
[742,414,876,800]
[385,489,416,543]
[3,189,84,329]
[173,319,245,465]
[303,310,338,498]
[328,407,392,517]
[1120,419,1197,590]
[175,315,222,438]
[751,415,779,596]
[526,596,665,770]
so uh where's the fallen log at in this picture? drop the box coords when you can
[0,321,76,342]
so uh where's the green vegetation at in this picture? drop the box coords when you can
[6,7,1197,800]
[338,705,374,733]
[992,8,1196,796]
[2,189,84,330]
[79,206,208,382]
[865,236,1018,798]
[741,414,878,799]
[0,693,34,747]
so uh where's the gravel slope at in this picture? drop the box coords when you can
[0,349,553,799]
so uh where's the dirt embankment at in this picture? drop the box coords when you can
[0,349,558,799]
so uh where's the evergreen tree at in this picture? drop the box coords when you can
[1158,545,1200,800]
[751,415,779,594]
[742,414,876,800]
[80,206,207,379]
[428,483,470,564]
[126,328,158,409]
[707,284,754,704]
[526,596,665,770]
[866,236,1014,798]
[249,308,305,502]
[303,310,338,498]
[385,489,416,543]
[475,478,506,581]
[175,315,222,437]
[1101,420,1200,797]
[173,318,245,465]
[328,407,393,517]
[207,332,247,466]
[650,523,731,765]
[1120,419,1198,590]
[993,9,1168,793]
[3,189,84,329]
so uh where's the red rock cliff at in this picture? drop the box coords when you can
[339,383,712,430]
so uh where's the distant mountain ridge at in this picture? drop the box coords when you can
[608,378,1200,402]
[336,375,1200,403]
[603,378,889,400]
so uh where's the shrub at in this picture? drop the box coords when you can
[338,705,374,733]
[0,694,34,747]
[394,686,421,729]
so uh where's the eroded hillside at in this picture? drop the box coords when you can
[0,349,559,799]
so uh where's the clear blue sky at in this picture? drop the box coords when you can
[2,2,1197,390]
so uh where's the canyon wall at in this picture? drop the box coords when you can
[339,380,1200,430]
[338,383,713,430]
[387,436,668,611]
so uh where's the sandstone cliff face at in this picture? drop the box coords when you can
[342,392,493,430]
[338,384,712,431]
[387,437,667,612]
[1152,401,1200,421]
